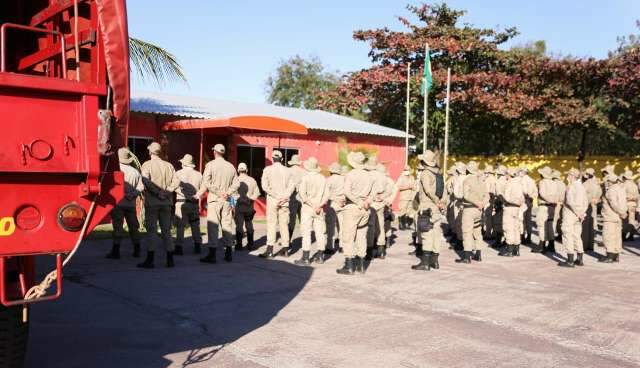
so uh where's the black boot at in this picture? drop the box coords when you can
[599,252,614,263]
[543,240,555,254]
[526,233,532,245]
[355,257,365,274]
[532,241,545,253]
[365,247,374,261]
[500,245,514,257]
[472,250,482,262]
[275,247,289,258]
[137,251,154,268]
[295,250,311,265]
[235,232,243,251]
[194,242,201,254]
[411,252,431,271]
[200,248,217,263]
[574,253,584,266]
[412,233,417,245]
[336,258,355,275]
[455,251,472,264]
[613,253,620,262]
[133,242,141,258]
[558,253,575,268]
[378,245,386,260]
[224,246,233,262]
[247,232,254,251]
[311,250,325,264]
[166,252,175,268]
[106,243,120,259]
[259,245,274,258]
[431,252,440,269]
[174,245,184,256]
[513,244,520,257]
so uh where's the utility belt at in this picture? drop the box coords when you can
[505,203,520,208]
[176,198,198,204]
[463,202,479,209]
[538,202,555,207]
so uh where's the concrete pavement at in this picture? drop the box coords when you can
[25,224,640,368]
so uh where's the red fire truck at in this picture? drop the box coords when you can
[0,1,130,366]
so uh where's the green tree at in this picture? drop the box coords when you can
[129,37,187,86]
[266,55,339,109]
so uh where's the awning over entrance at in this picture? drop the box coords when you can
[161,115,308,135]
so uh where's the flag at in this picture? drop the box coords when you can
[420,45,433,96]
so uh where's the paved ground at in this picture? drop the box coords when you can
[25,223,640,368]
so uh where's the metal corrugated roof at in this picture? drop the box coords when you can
[131,91,408,138]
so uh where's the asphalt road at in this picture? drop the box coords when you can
[25,224,640,368]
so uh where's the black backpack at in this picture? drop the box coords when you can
[435,173,445,199]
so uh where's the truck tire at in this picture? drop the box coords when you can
[0,306,29,368]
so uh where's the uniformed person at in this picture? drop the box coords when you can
[533,166,556,253]
[366,156,387,259]
[519,166,538,245]
[260,150,295,258]
[621,170,639,241]
[108,148,144,260]
[581,168,602,251]
[482,164,497,240]
[552,170,566,242]
[381,165,397,255]
[396,166,416,230]
[451,162,467,249]
[444,166,457,238]
[287,154,306,239]
[456,161,488,263]
[599,173,627,263]
[235,162,260,251]
[411,150,444,271]
[174,154,203,255]
[558,168,588,267]
[499,168,525,257]
[337,152,373,275]
[493,165,508,248]
[138,142,180,269]
[325,163,346,254]
[295,157,329,265]
[410,164,426,253]
[197,144,240,263]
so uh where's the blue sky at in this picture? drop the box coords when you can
[128,1,639,103]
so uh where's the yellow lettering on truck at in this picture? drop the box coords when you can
[0,217,16,236]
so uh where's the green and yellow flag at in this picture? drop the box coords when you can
[420,45,433,96]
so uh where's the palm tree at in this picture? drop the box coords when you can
[129,37,187,86]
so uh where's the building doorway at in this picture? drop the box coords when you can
[237,145,266,191]
[280,148,299,166]
[128,136,153,164]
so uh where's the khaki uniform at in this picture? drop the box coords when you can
[235,173,260,238]
[536,178,556,242]
[299,171,329,253]
[112,163,144,246]
[288,165,307,235]
[503,177,525,246]
[462,174,488,251]
[521,174,538,238]
[623,179,639,237]
[343,168,373,258]
[445,174,457,235]
[418,167,444,253]
[199,157,240,249]
[561,180,588,255]
[453,174,467,240]
[325,173,346,247]
[175,167,203,247]
[483,173,497,239]
[383,175,396,238]
[368,169,387,248]
[582,177,602,250]
[396,174,416,218]
[602,183,627,254]
[553,179,567,236]
[261,162,295,248]
[141,156,180,252]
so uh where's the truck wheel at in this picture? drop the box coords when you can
[0,306,29,368]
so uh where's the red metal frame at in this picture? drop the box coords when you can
[0,254,62,307]
[0,23,67,78]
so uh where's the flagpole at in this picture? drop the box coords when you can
[423,43,428,153]
[443,67,451,178]
[405,62,411,165]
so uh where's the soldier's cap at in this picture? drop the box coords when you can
[447,166,456,175]
[622,169,633,180]
[518,165,529,174]
[238,162,248,172]
[566,167,580,178]
[418,150,437,167]
[584,168,595,177]
[341,165,350,175]
[467,161,480,174]
[147,142,162,155]
[605,173,620,183]
[118,147,134,164]
[375,163,386,173]
[496,165,508,176]
[303,157,321,173]
[328,162,341,174]
[483,164,495,174]
[601,164,616,176]
[507,167,519,177]
[213,144,225,154]
[365,155,379,171]
[288,154,302,166]
[455,161,467,174]
[272,150,283,159]
[347,151,366,170]
[179,154,196,168]
[552,170,562,179]
[538,166,553,179]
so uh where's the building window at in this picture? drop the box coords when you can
[128,136,153,164]
[280,148,299,165]
[237,145,266,193]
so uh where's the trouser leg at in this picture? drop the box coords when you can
[278,206,291,247]
[144,207,159,252]
[158,206,174,252]
[111,207,126,245]
[206,202,221,249]
[266,200,278,247]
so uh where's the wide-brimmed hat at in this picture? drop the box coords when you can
[605,173,620,183]
[329,162,341,174]
[518,165,529,174]
[288,154,302,166]
[585,168,595,176]
[272,150,283,159]
[601,164,616,176]
[118,147,134,164]
[304,157,321,172]
[483,164,495,174]
[238,162,248,172]
[418,150,437,167]
[552,170,562,179]
[622,169,633,180]
[447,166,456,175]
[496,165,508,176]
[538,166,553,179]
[467,161,480,175]
[179,154,195,168]
[566,167,580,178]
[213,144,225,154]
[455,162,467,174]
[347,151,366,170]
[147,142,161,155]
[366,156,379,171]
[507,167,519,177]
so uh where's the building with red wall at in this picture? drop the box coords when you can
[129,91,408,215]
